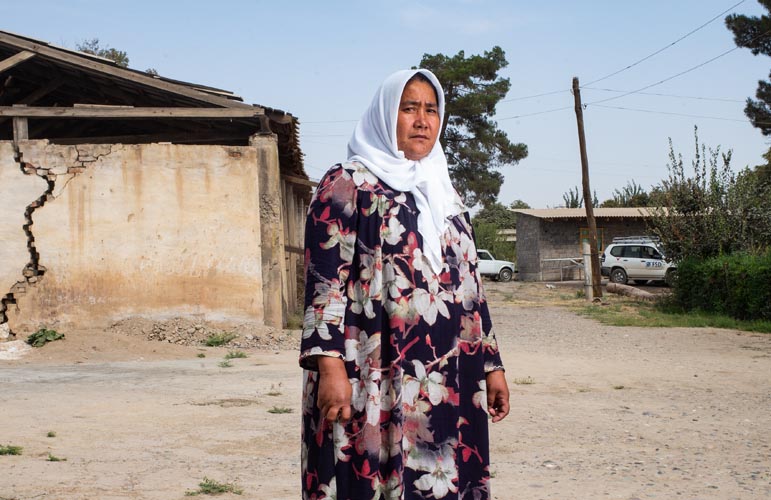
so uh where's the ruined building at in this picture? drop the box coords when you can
[0,31,312,336]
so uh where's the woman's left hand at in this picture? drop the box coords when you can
[486,370,510,423]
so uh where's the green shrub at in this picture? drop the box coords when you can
[26,328,64,347]
[674,251,771,321]
[204,332,237,347]
[0,444,23,455]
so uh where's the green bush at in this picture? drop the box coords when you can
[474,222,516,262]
[26,328,64,347]
[674,251,771,321]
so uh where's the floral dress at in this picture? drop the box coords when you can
[300,162,504,500]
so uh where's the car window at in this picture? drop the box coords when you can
[642,246,660,259]
[610,246,623,257]
[478,252,492,260]
[622,246,643,258]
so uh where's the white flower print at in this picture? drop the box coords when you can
[382,215,406,246]
[332,421,351,463]
[344,328,380,367]
[349,281,375,319]
[351,163,379,187]
[302,305,331,340]
[456,272,478,311]
[382,262,411,299]
[318,478,338,499]
[413,360,448,406]
[411,288,450,326]
[411,440,459,498]
[472,379,487,409]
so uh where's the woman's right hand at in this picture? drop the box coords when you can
[316,356,352,423]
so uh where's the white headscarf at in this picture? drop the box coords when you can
[347,69,463,275]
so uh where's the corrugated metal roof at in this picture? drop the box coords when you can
[512,207,662,219]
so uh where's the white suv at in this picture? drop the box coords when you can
[477,249,516,282]
[601,236,676,286]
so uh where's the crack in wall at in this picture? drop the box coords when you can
[0,150,57,333]
[0,143,114,333]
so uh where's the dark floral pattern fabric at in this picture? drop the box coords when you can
[301,162,504,500]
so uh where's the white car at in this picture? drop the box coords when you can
[476,249,516,282]
[601,236,676,286]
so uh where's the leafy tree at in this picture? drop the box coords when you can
[417,47,528,207]
[647,128,771,261]
[561,186,598,208]
[600,180,650,207]
[509,199,531,210]
[76,38,129,68]
[472,200,529,228]
[473,223,515,261]
[726,1,771,134]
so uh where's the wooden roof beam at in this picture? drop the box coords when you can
[0,50,35,74]
[0,32,256,111]
[0,106,264,119]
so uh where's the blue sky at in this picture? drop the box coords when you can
[4,0,769,208]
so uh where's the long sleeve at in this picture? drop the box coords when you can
[299,166,358,370]
[465,213,505,373]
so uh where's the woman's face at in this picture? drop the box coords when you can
[396,78,440,161]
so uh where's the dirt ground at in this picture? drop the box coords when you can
[1,281,769,500]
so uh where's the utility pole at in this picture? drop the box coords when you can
[572,77,603,299]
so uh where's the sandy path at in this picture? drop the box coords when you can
[0,282,769,499]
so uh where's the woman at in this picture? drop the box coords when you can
[300,68,509,500]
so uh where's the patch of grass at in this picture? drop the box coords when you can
[286,313,303,330]
[218,360,233,368]
[267,406,293,414]
[575,299,771,333]
[47,453,66,462]
[204,332,237,347]
[185,477,243,496]
[26,328,64,347]
[224,350,247,360]
[0,444,22,455]
[511,376,535,385]
[197,353,206,358]
[613,385,626,390]
[46,431,56,438]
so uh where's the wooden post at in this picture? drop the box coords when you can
[12,104,29,145]
[582,240,593,301]
[572,77,603,299]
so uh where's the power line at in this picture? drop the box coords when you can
[591,103,752,123]
[582,87,744,103]
[497,1,746,103]
[500,89,570,103]
[583,0,747,86]
[497,105,573,121]
[585,28,771,107]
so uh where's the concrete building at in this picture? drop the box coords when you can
[0,31,312,335]
[513,208,654,281]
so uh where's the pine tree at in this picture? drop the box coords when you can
[726,1,771,134]
[417,47,528,207]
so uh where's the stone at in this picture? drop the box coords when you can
[0,340,31,360]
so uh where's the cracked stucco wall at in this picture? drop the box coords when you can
[0,142,48,326]
[1,140,265,333]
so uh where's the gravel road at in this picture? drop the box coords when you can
[0,281,769,499]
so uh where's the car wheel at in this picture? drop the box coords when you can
[665,269,677,287]
[498,268,513,282]
[610,268,628,284]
